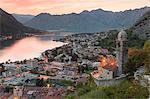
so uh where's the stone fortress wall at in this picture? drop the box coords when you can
[93,75,126,86]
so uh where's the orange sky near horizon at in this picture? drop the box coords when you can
[0,0,149,15]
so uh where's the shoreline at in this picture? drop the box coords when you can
[0,35,68,64]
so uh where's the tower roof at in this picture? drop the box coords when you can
[118,30,127,41]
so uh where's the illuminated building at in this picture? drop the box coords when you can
[91,55,117,80]
[91,30,128,86]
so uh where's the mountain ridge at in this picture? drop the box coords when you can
[24,7,150,33]
[12,14,34,24]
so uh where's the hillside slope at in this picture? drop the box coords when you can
[0,8,43,36]
[130,10,150,40]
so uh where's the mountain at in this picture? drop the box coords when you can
[130,10,150,40]
[12,14,34,24]
[25,7,150,33]
[0,8,43,36]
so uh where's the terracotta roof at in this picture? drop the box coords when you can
[103,64,117,71]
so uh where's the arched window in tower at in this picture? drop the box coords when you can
[121,35,123,39]
[117,41,120,48]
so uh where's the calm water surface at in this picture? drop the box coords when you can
[0,36,66,63]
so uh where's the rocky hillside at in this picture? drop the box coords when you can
[130,10,150,40]
[24,7,150,33]
[0,8,43,36]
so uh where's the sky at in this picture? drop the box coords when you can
[0,0,149,15]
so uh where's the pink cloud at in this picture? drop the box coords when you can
[2,0,67,8]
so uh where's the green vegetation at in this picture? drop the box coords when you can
[96,30,145,52]
[97,38,116,51]
[78,65,94,74]
[36,78,47,87]
[143,40,150,73]
[96,31,118,51]
[65,79,149,99]
[84,67,94,74]
[4,86,13,93]
[128,33,145,48]
[59,80,74,86]
[125,48,149,75]
[144,39,150,50]
[124,40,150,75]
[65,76,97,99]
[77,80,149,99]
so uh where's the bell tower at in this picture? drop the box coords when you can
[116,30,128,76]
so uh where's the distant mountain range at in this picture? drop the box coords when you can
[130,10,150,39]
[1,7,150,37]
[12,14,34,24]
[0,8,43,36]
[23,7,150,33]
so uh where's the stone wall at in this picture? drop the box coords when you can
[93,75,126,86]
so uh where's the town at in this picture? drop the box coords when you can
[0,29,149,99]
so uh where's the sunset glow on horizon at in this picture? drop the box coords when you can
[0,0,150,15]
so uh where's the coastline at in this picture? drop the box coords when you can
[0,35,68,64]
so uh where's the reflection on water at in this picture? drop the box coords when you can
[0,37,66,63]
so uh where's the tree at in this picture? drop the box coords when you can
[143,40,150,72]
[125,48,150,75]
[144,40,150,50]
[46,70,50,76]
[124,59,137,75]
[36,78,46,87]
[4,86,13,93]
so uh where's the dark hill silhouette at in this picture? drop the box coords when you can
[0,8,44,36]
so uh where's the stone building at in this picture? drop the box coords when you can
[91,30,128,86]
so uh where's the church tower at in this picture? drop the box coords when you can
[116,30,128,76]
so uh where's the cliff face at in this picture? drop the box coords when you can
[131,10,150,40]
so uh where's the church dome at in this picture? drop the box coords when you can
[118,30,127,41]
